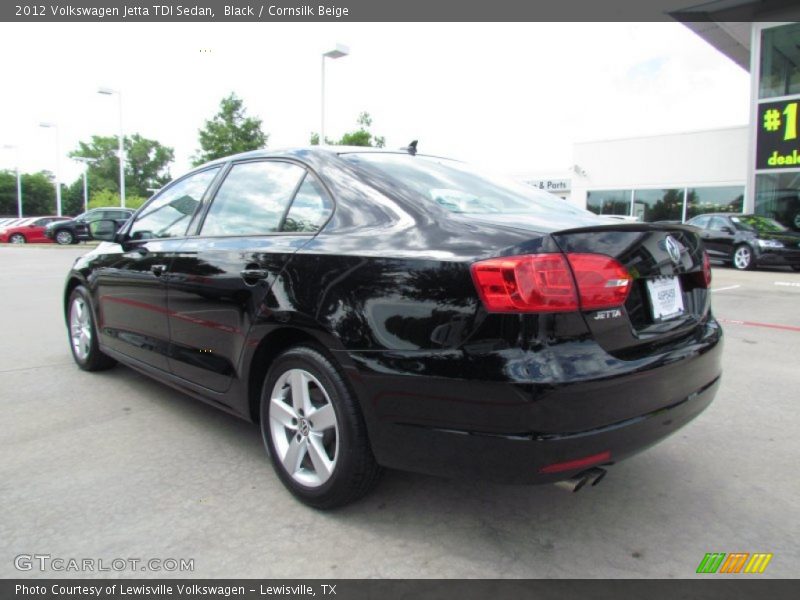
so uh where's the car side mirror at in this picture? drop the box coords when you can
[89,219,122,242]
[721,226,734,234]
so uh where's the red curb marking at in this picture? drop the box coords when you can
[719,318,800,333]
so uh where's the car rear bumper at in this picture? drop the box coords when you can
[340,317,723,484]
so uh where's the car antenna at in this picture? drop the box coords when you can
[401,140,418,156]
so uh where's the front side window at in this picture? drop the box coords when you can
[708,217,729,231]
[129,168,220,240]
[201,161,305,237]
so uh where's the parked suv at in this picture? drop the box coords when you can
[45,208,134,245]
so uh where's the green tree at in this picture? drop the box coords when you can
[62,178,86,216]
[310,112,385,148]
[0,170,60,216]
[89,189,147,210]
[193,93,268,165]
[69,134,174,200]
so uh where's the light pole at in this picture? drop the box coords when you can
[98,87,126,208]
[72,156,97,213]
[2,144,23,217]
[39,122,62,216]
[321,44,349,146]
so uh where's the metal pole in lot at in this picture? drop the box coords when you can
[98,87,126,208]
[38,122,61,216]
[2,144,22,217]
[320,44,350,146]
[73,156,97,213]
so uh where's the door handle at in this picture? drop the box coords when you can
[151,264,167,276]
[240,268,269,284]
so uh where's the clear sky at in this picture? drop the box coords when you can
[0,22,749,185]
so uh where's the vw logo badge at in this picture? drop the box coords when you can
[664,236,681,264]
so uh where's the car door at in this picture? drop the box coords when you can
[165,160,332,393]
[705,216,736,260]
[93,167,221,371]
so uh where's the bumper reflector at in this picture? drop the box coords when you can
[538,450,612,474]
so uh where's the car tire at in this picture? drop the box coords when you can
[55,230,75,245]
[260,345,381,509]
[9,234,26,244]
[732,244,754,271]
[67,286,117,371]
[792,266,800,272]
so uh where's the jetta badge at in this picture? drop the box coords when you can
[664,236,681,264]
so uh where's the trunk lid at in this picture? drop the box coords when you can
[550,223,710,356]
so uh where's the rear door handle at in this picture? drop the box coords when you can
[240,268,269,284]
[151,264,167,276]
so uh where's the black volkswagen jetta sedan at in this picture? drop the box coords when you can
[686,212,800,271]
[63,147,722,508]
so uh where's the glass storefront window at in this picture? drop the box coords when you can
[632,189,683,222]
[685,186,744,220]
[759,23,800,99]
[586,190,631,216]
[755,172,800,231]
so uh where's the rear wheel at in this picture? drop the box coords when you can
[9,233,25,244]
[733,245,754,270]
[55,230,75,245]
[67,286,116,371]
[260,345,381,509]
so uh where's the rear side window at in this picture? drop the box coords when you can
[201,161,305,237]
[282,175,332,233]
[129,168,219,240]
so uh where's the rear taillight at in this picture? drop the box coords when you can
[471,253,631,313]
[702,251,712,288]
[566,253,632,310]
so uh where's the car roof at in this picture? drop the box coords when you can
[194,146,445,170]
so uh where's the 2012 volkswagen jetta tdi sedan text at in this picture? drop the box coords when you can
[63,147,722,508]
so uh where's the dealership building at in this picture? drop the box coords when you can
[524,4,800,231]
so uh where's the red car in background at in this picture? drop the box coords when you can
[0,216,70,243]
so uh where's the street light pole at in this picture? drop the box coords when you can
[98,87,125,208]
[2,144,23,217]
[39,122,62,216]
[320,44,349,146]
[72,156,97,213]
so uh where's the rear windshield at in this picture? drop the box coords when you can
[341,153,593,219]
[731,215,787,233]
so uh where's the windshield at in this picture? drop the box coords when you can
[341,153,594,220]
[731,215,788,233]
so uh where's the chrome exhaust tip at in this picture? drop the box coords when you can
[554,467,607,493]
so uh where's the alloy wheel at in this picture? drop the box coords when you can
[9,234,25,244]
[269,368,339,487]
[70,296,92,361]
[56,230,74,245]
[733,246,752,270]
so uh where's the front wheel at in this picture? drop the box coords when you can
[55,230,75,245]
[260,345,381,509]
[67,286,116,371]
[9,234,25,244]
[733,245,754,270]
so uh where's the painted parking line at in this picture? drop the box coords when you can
[712,285,741,292]
[718,318,800,333]
[774,281,800,288]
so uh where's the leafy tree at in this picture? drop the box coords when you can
[310,112,385,148]
[193,93,268,165]
[69,134,174,200]
[89,189,147,210]
[62,178,86,216]
[0,170,59,216]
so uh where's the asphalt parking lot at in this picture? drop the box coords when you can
[1,245,798,579]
